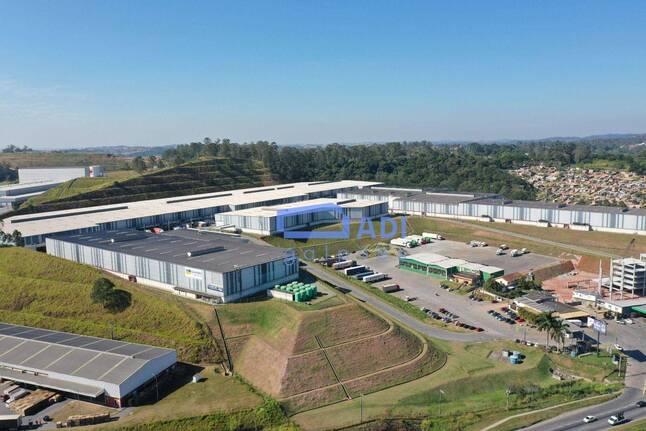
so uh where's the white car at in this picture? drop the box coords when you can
[625,318,634,324]
[583,415,596,423]
[496,249,505,255]
[613,344,624,352]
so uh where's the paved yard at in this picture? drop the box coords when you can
[352,252,543,342]
[409,239,561,274]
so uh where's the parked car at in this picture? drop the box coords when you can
[636,400,646,407]
[613,344,624,352]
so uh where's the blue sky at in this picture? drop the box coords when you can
[1,0,645,148]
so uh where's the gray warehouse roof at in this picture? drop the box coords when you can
[50,229,292,273]
[0,323,176,396]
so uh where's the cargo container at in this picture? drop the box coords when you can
[381,283,399,293]
[390,238,410,247]
[344,265,366,276]
[7,388,28,403]
[353,271,374,279]
[362,273,387,283]
[332,260,355,270]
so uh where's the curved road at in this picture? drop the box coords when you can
[305,263,490,342]
[305,263,646,430]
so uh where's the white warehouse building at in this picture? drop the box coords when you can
[18,166,104,184]
[46,229,299,303]
[213,198,389,236]
[0,322,176,408]
[338,187,646,235]
[1,180,380,248]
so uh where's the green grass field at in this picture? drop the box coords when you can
[21,170,140,208]
[614,418,646,430]
[10,157,272,215]
[292,340,621,431]
[114,366,263,426]
[0,247,220,362]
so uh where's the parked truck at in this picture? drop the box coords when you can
[380,283,400,293]
[332,260,355,270]
[423,232,444,240]
[362,273,387,283]
[344,265,366,276]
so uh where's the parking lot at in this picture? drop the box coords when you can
[410,239,560,274]
[352,251,545,340]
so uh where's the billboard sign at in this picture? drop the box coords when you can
[587,317,607,334]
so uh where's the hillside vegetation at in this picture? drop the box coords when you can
[9,157,273,215]
[0,247,221,363]
[20,170,140,208]
[0,151,131,170]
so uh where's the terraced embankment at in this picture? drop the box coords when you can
[218,299,445,414]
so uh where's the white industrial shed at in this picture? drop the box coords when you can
[0,323,176,407]
[17,166,104,184]
[338,187,646,235]
[213,198,389,236]
[1,180,380,247]
[46,229,299,303]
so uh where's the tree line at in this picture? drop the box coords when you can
[162,139,537,199]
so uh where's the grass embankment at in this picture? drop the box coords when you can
[615,418,646,430]
[0,151,131,170]
[104,398,296,431]
[113,365,263,426]
[0,247,220,362]
[218,296,443,414]
[10,157,273,215]
[21,170,139,208]
[293,340,622,431]
[453,218,645,258]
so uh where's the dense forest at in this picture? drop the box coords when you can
[161,137,646,199]
[163,140,537,199]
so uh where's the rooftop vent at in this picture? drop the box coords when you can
[186,246,225,257]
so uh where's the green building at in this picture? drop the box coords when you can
[398,252,504,282]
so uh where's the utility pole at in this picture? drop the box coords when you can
[439,389,445,417]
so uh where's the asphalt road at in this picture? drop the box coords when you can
[304,262,646,431]
[304,262,489,342]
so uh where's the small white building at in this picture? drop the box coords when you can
[213,198,388,236]
[18,166,104,184]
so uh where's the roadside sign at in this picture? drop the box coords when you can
[587,317,607,334]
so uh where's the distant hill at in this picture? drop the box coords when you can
[10,157,273,215]
[66,145,177,157]
[0,151,131,170]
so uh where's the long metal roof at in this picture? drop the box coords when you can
[0,323,175,392]
[1,180,380,238]
[49,229,291,273]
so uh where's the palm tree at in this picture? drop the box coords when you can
[549,318,567,352]
[535,312,555,349]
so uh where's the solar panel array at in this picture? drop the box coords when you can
[0,323,175,386]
